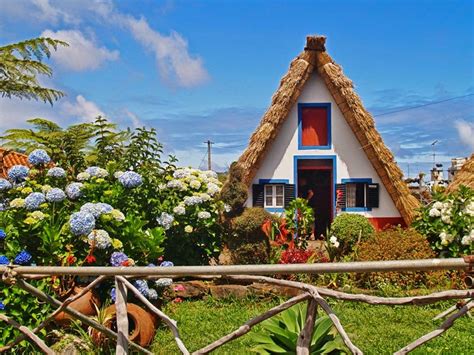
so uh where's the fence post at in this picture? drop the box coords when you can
[296,298,318,354]
[115,277,129,355]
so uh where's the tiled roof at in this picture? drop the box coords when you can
[0,148,31,178]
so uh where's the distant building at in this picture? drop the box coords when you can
[448,157,468,182]
[446,154,474,192]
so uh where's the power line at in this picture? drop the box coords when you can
[373,93,474,117]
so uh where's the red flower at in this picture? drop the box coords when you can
[66,255,77,265]
[279,249,314,264]
[173,297,183,303]
[85,255,96,264]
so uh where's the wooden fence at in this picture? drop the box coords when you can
[0,257,473,355]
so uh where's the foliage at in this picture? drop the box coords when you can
[250,302,346,354]
[284,198,315,248]
[329,213,374,255]
[354,227,446,290]
[219,162,248,218]
[0,37,67,104]
[230,242,269,265]
[413,185,473,257]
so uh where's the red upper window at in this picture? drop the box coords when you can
[301,106,328,146]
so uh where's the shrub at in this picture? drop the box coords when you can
[230,207,276,247]
[219,162,248,218]
[355,227,445,289]
[230,242,269,265]
[250,302,346,354]
[413,185,473,257]
[329,213,374,255]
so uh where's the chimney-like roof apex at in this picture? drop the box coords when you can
[305,35,326,52]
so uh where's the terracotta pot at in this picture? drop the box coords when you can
[54,286,100,325]
[100,303,157,347]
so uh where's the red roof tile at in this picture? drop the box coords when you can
[0,148,31,178]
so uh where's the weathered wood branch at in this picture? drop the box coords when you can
[116,276,190,355]
[296,298,318,355]
[14,279,151,354]
[0,275,108,352]
[395,301,473,355]
[115,277,129,355]
[433,298,472,320]
[193,293,311,354]
[225,275,473,305]
[0,314,53,354]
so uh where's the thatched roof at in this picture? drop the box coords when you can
[236,35,420,225]
[446,154,474,193]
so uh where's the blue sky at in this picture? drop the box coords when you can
[0,0,473,175]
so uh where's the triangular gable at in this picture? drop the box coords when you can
[236,35,420,225]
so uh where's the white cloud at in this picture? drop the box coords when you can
[123,110,142,128]
[123,17,209,87]
[40,29,119,71]
[32,0,78,24]
[61,95,105,121]
[454,119,474,151]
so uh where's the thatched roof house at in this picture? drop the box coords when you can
[446,154,474,193]
[234,35,419,233]
[0,148,30,178]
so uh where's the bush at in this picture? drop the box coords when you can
[355,227,445,289]
[413,185,473,257]
[329,213,374,254]
[230,208,276,246]
[219,162,248,218]
[230,242,269,265]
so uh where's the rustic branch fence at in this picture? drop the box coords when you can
[1,257,472,355]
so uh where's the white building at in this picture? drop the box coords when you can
[234,35,419,235]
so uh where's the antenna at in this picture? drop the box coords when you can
[431,140,438,168]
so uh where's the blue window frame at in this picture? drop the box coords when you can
[341,178,373,212]
[298,103,332,150]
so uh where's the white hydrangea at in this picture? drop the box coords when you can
[461,230,474,245]
[464,201,474,217]
[173,205,186,215]
[77,172,91,181]
[224,204,232,213]
[203,170,218,179]
[439,232,454,246]
[199,193,211,202]
[329,235,340,248]
[190,180,201,190]
[167,179,186,190]
[88,230,112,249]
[197,211,211,219]
[429,208,441,217]
[184,195,202,206]
[207,183,220,196]
[441,214,451,224]
[173,168,192,179]
[433,201,444,210]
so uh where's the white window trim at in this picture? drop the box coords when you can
[264,184,285,208]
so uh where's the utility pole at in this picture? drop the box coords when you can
[205,140,213,170]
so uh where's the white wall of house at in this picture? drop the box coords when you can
[245,71,401,218]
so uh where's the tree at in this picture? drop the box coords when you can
[0,37,67,104]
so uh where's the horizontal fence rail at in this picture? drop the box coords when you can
[1,257,472,355]
[0,257,470,277]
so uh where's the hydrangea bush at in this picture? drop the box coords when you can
[413,185,473,257]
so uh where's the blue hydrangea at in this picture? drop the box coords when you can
[70,211,95,236]
[0,202,6,212]
[65,183,83,200]
[0,255,10,265]
[0,229,5,241]
[133,280,149,297]
[110,252,129,267]
[46,188,66,202]
[0,179,12,191]
[80,202,113,218]
[0,300,5,310]
[24,192,46,210]
[46,167,66,178]
[7,165,29,182]
[28,149,51,166]
[156,212,174,230]
[110,288,116,302]
[85,166,108,178]
[155,278,173,288]
[14,250,32,265]
[160,261,174,267]
[118,171,143,188]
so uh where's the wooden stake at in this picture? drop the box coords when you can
[296,299,317,354]
[115,277,129,355]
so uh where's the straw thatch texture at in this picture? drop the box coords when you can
[236,35,420,225]
[446,154,474,193]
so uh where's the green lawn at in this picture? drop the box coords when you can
[151,296,473,355]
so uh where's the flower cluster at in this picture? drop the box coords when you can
[8,165,29,182]
[0,229,5,241]
[156,212,174,230]
[14,250,32,265]
[47,167,66,178]
[88,229,112,249]
[197,211,211,219]
[46,188,66,202]
[118,171,142,188]
[173,205,186,215]
[0,179,12,191]
[70,211,96,236]
[28,149,51,166]
[24,192,46,210]
[461,230,474,246]
[329,236,340,248]
[0,255,9,265]
[110,251,129,266]
[80,202,113,218]
[85,166,109,178]
[65,182,83,200]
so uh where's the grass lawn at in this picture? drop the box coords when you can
[151,296,473,355]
